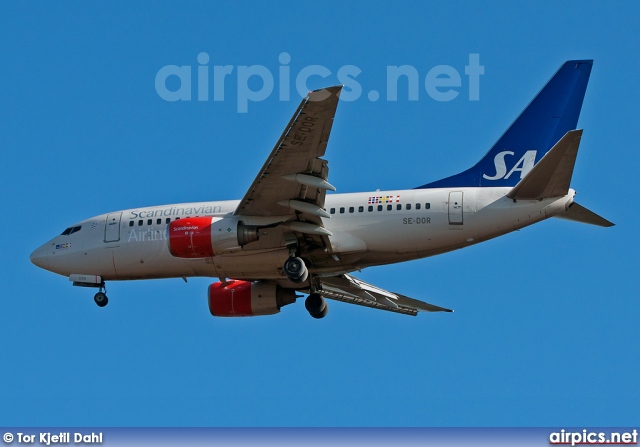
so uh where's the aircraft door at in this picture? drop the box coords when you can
[448,192,463,225]
[105,212,122,242]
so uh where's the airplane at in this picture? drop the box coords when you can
[30,59,613,319]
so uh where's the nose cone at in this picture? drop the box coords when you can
[30,245,50,271]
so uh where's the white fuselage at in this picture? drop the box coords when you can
[30,187,575,285]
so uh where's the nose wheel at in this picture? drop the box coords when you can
[93,283,109,307]
[94,292,108,307]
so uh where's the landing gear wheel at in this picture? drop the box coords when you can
[94,292,108,307]
[283,257,308,283]
[305,293,328,319]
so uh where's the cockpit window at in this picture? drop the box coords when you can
[61,225,82,236]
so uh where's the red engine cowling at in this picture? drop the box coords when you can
[168,217,216,258]
[168,216,254,258]
[208,280,296,317]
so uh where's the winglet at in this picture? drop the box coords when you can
[507,130,582,200]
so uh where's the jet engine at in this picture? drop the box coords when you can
[208,280,296,317]
[168,217,259,258]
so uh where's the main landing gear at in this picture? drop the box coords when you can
[305,292,328,319]
[283,256,308,284]
[94,284,109,307]
[283,253,328,318]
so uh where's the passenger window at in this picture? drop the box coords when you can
[387,204,392,211]
[368,206,373,212]
[129,221,134,227]
[349,207,354,213]
[358,206,364,212]
[138,220,143,226]
[340,207,345,214]
[416,203,421,210]
[406,204,411,210]
[157,218,162,225]
[397,204,402,210]
[147,219,152,225]
[166,218,171,224]
[425,203,431,209]
[330,208,336,214]
[377,205,383,211]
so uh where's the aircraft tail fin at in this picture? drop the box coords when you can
[506,130,581,200]
[417,60,593,189]
[555,202,614,227]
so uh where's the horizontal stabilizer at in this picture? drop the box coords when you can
[555,202,614,227]
[507,130,582,200]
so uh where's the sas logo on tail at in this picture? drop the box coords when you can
[483,150,537,180]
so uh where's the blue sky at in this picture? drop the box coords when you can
[1,1,638,427]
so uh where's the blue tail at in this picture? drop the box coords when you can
[416,60,593,189]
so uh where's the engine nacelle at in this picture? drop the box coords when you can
[208,280,296,317]
[168,217,259,258]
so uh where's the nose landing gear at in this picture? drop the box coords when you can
[70,275,109,308]
[93,283,108,307]
[94,292,108,307]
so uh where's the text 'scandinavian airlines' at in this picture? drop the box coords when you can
[31,60,613,318]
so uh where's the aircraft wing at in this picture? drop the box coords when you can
[234,86,342,223]
[317,274,453,316]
